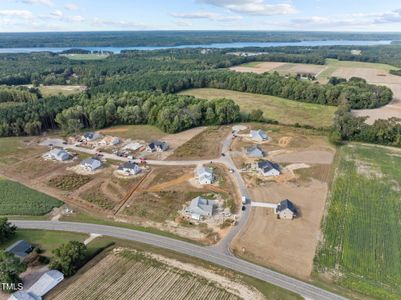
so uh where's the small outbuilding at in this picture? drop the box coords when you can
[256,160,280,177]
[196,166,214,185]
[99,136,120,146]
[28,270,64,299]
[146,141,169,152]
[245,145,265,158]
[6,240,33,260]
[80,158,102,172]
[275,199,297,220]
[250,129,269,142]
[8,291,36,300]
[118,162,142,175]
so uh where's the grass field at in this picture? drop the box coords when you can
[60,53,109,61]
[180,88,336,128]
[39,85,85,97]
[0,178,63,215]
[98,125,166,141]
[325,58,400,72]
[314,144,401,300]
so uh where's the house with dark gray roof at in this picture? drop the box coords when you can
[245,145,265,158]
[275,199,297,220]
[6,240,33,260]
[146,141,169,152]
[255,160,280,177]
[118,162,142,175]
[82,132,102,141]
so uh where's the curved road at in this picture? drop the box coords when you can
[12,220,346,300]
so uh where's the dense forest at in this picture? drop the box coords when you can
[0,91,240,136]
[1,31,401,48]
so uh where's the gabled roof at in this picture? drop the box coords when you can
[250,129,268,140]
[28,270,64,298]
[189,196,214,216]
[8,291,36,300]
[277,199,296,213]
[118,162,141,172]
[6,240,32,258]
[80,158,102,169]
[148,141,168,151]
[197,166,213,177]
[49,148,71,160]
[246,146,264,157]
[257,160,278,173]
[83,132,102,140]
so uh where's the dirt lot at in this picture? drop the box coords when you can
[231,124,335,280]
[168,126,231,160]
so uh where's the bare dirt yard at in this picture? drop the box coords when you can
[230,62,287,74]
[231,124,335,280]
[167,126,232,160]
[50,248,263,300]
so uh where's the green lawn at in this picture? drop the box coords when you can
[180,88,336,128]
[314,144,401,300]
[0,230,87,256]
[0,178,63,215]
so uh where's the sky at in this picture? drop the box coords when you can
[0,0,401,32]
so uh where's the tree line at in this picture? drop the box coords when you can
[330,105,401,147]
[55,91,240,134]
[91,70,393,109]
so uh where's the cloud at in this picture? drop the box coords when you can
[22,0,54,6]
[198,0,297,16]
[64,3,78,11]
[172,11,242,22]
[0,9,32,18]
[49,9,63,19]
[289,9,401,28]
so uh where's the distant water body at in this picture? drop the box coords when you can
[0,40,392,54]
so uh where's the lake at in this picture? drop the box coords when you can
[0,40,393,54]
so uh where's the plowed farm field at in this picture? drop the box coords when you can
[51,249,254,300]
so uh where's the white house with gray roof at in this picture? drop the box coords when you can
[185,196,215,220]
[255,160,280,177]
[196,166,214,185]
[82,132,102,142]
[275,199,297,220]
[250,129,269,142]
[146,141,169,152]
[45,148,71,161]
[80,158,102,172]
[245,145,265,158]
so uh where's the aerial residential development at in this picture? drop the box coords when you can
[1,1,401,300]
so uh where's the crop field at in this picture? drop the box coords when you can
[314,144,401,300]
[52,249,244,300]
[0,178,63,215]
[181,88,336,128]
[48,174,93,191]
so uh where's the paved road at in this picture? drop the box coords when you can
[12,220,346,300]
